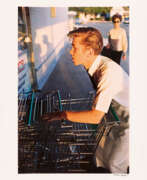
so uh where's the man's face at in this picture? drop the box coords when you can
[70,36,88,66]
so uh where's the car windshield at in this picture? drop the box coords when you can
[75,22,81,25]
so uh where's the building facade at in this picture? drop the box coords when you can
[18,7,68,94]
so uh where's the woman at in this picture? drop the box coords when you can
[102,13,128,65]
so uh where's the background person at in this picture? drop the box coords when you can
[42,27,129,173]
[101,13,128,65]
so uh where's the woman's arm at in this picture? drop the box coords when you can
[106,32,111,48]
[122,30,128,60]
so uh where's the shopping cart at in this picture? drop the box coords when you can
[18,90,120,173]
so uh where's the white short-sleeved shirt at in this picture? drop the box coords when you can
[88,55,129,113]
[108,27,128,53]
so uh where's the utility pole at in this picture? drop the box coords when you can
[22,7,38,90]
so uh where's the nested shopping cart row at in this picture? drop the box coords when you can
[18,90,120,173]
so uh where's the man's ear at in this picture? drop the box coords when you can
[87,48,94,56]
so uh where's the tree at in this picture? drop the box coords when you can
[68,7,112,15]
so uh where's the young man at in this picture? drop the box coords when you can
[42,27,129,173]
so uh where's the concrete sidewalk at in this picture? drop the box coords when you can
[42,45,95,99]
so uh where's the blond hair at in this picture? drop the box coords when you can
[68,27,103,55]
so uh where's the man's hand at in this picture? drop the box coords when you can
[41,112,66,122]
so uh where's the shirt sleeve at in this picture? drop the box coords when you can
[122,29,128,53]
[93,63,123,113]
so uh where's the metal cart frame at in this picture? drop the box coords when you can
[18,90,120,173]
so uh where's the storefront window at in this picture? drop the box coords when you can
[18,7,27,50]
[18,7,32,94]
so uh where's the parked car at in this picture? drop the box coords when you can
[123,17,129,24]
[74,21,83,29]
[74,18,83,29]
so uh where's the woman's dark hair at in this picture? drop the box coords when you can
[112,13,122,22]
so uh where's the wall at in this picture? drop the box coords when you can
[29,7,68,89]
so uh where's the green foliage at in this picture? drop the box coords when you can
[123,6,129,11]
[68,7,112,15]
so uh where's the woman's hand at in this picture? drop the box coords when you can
[122,54,126,60]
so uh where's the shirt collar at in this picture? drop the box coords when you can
[88,55,101,76]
